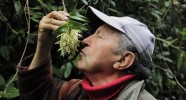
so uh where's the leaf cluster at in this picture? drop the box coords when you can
[53,11,89,60]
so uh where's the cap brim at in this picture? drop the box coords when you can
[86,6,124,33]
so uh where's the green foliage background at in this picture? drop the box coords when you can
[0,0,186,99]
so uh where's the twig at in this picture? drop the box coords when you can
[79,0,91,12]
[17,0,31,66]
[172,73,186,92]
[153,64,186,92]
[156,37,181,50]
[2,0,31,98]
[62,0,67,13]
[79,5,86,12]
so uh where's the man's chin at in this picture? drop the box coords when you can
[76,60,84,70]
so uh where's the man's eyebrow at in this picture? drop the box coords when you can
[95,29,100,34]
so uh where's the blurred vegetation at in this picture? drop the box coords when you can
[0,0,186,99]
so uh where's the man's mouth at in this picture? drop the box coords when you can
[80,50,86,56]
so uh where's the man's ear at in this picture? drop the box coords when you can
[113,51,135,70]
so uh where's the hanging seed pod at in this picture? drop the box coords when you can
[53,11,89,60]
[55,29,82,59]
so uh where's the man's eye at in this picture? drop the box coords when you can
[97,34,102,38]
[94,32,101,38]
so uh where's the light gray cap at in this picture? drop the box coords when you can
[86,6,155,62]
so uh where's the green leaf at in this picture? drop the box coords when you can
[66,0,78,11]
[70,11,89,22]
[53,23,69,34]
[13,0,22,13]
[0,10,8,22]
[31,12,43,19]
[80,0,88,5]
[36,0,50,12]
[0,74,6,91]
[173,0,179,5]
[164,1,171,7]
[68,20,88,31]
[0,46,10,61]
[165,69,174,79]
[52,66,64,79]
[0,86,19,99]
[64,62,73,78]
[162,51,169,56]
[182,4,186,8]
[180,28,186,36]
[30,17,40,23]
[177,51,184,70]
[110,1,116,7]
[156,54,173,63]
[70,15,89,23]
[151,10,161,20]
[0,91,3,98]
[72,54,80,64]
[0,75,19,98]
[107,8,119,13]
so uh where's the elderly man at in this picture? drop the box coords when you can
[18,6,156,100]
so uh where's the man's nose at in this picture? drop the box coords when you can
[81,35,93,48]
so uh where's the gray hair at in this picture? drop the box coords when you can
[108,25,151,79]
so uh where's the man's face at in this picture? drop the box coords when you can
[76,24,121,74]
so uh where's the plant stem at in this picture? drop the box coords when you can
[2,0,31,98]
[153,64,186,92]
[62,0,67,13]
[156,37,181,50]
[79,0,91,12]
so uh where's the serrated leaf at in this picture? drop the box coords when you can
[68,20,88,31]
[53,23,69,34]
[70,11,89,22]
